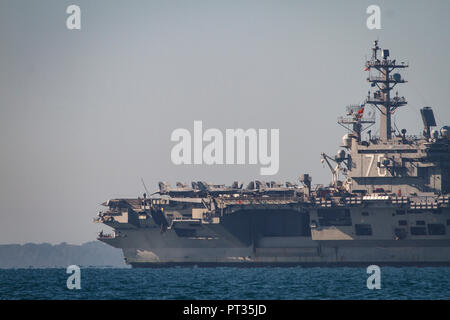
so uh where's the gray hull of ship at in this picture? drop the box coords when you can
[102,221,450,267]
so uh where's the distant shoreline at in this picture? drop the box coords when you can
[0,241,127,268]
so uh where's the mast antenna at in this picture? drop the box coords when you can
[141,178,150,197]
[365,40,408,140]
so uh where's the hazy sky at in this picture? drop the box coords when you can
[1,0,449,244]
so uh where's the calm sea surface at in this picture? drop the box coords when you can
[0,267,449,300]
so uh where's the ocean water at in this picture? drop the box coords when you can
[0,267,449,300]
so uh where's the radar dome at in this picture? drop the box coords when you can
[336,149,346,161]
[431,129,439,139]
[342,134,352,148]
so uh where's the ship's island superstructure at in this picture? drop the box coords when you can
[95,41,450,266]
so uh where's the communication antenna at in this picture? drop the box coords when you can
[393,114,400,136]
[141,178,150,197]
[365,40,408,140]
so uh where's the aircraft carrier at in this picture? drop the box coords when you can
[95,41,450,267]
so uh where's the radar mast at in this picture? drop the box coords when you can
[365,40,408,141]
